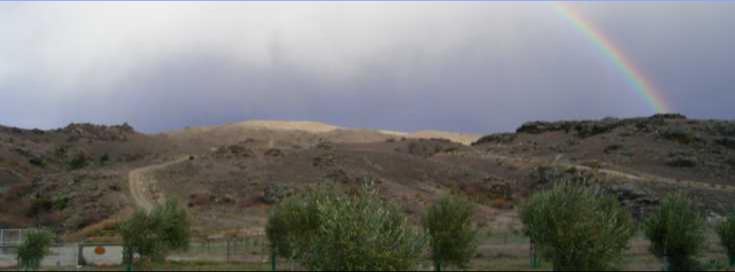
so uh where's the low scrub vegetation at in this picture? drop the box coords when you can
[521,181,636,271]
[643,193,706,271]
[717,212,735,267]
[67,152,88,170]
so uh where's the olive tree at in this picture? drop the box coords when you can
[16,229,54,271]
[120,199,191,270]
[266,194,316,271]
[423,194,478,272]
[718,212,735,267]
[266,182,425,271]
[521,181,636,271]
[151,198,191,252]
[644,193,706,271]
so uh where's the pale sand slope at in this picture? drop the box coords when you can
[169,120,480,145]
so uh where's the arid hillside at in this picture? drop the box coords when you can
[1,114,733,241]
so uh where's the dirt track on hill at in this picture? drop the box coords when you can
[474,150,735,192]
[129,156,190,212]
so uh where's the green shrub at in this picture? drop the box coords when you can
[643,193,705,271]
[67,152,88,170]
[660,126,700,145]
[28,196,53,218]
[28,158,45,168]
[266,183,425,271]
[120,199,191,269]
[263,183,292,204]
[521,181,635,271]
[717,212,735,267]
[16,229,54,271]
[266,193,317,270]
[152,198,191,251]
[424,194,478,271]
[99,153,110,165]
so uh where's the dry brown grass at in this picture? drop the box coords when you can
[63,207,134,242]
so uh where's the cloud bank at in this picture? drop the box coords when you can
[1,2,733,133]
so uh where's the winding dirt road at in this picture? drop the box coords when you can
[128,156,191,212]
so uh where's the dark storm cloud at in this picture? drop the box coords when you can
[1,2,733,134]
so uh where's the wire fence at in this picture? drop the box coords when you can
[170,236,270,263]
[0,228,26,247]
[0,231,273,270]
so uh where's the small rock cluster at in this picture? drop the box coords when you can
[60,123,135,142]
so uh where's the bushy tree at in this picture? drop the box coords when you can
[643,193,705,271]
[265,182,425,271]
[266,194,315,271]
[67,152,88,170]
[120,210,160,267]
[120,199,191,270]
[521,181,635,271]
[718,212,735,267]
[424,194,478,272]
[16,229,54,271]
[151,198,191,251]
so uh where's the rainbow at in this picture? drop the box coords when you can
[552,2,671,113]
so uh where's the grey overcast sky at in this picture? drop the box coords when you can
[1,2,733,134]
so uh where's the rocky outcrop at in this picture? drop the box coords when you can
[472,133,516,145]
[61,123,136,142]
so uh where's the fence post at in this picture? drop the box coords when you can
[226,239,230,263]
[529,240,539,269]
[271,251,277,272]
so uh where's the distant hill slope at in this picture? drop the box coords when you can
[166,119,481,148]
[0,123,175,230]
[473,113,735,186]
[1,114,734,240]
